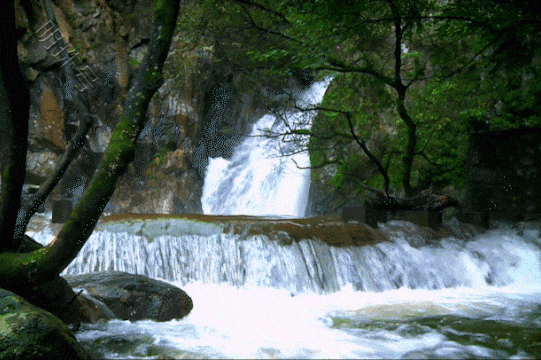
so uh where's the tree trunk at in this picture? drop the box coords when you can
[389,0,416,197]
[396,89,416,197]
[14,116,94,244]
[0,1,31,251]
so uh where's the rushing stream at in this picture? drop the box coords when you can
[27,79,541,358]
[30,221,541,359]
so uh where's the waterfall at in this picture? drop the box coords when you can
[29,223,541,294]
[201,80,330,217]
[30,220,541,358]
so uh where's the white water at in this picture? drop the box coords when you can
[101,283,538,359]
[28,223,541,293]
[26,77,541,357]
[201,80,330,217]
[29,223,541,358]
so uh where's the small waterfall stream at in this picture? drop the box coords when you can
[30,224,541,294]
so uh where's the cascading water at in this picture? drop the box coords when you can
[201,80,330,217]
[29,220,541,358]
[26,75,541,358]
[30,222,541,293]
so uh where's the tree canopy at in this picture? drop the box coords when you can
[177,0,540,198]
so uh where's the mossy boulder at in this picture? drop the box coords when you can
[0,288,91,360]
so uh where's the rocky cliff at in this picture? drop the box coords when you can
[17,0,269,214]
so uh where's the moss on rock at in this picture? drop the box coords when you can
[0,288,91,360]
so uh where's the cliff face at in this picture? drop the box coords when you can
[17,0,265,214]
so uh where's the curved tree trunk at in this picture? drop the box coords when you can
[396,89,417,197]
[0,0,181,304]
[389,0,417,197]
[14,116,94,244]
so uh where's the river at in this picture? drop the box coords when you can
[27,79,541,358]
[29,219,541,359]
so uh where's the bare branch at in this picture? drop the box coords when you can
[343,111,390,195]
[232,0,289,24]
[14,116,94,242]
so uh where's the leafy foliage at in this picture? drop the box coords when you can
[172,0,540,197]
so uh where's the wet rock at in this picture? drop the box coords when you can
[79,332,154,359]
[64,271,193,321]
[0,288,91,360]
[18,275,112,326]
[98,213,389,247]
[11,237,114,325]
[26,150,60,179]
[74,292,116,324]
[77,329,208,359]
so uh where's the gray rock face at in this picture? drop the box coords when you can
[18,0,310,215]
[17,0,268,215]
[0,288,91,360]
[65,271,193,321]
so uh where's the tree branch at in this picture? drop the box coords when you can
[314,63,394,87]
[14,116,94,242]
[269,103,391,194]
[355,180,388,199]
[232,0,289,24]
[343,112,390,195]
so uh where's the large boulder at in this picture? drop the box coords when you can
[0,288,91,360]
[64,271,193,321]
